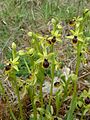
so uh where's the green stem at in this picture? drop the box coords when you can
[32,93,37,120]
[66,43,82,120]
[14,78,24,120]
[23,58,31,74]
[56,93,61,115]
[28,87,37,120]
[39,83,43,120]
[6,94,17,120]
[11,43,24,119]
[33,34,40,52]
[40,83,43,108]
[49,45,55,106]
[9,74,24,120]
[73,43,81,105]
[9,105,17,120]
[76,43,81,76]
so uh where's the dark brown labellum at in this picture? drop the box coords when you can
[43,59,49,68]
[69,19,75,26]
[23,82,26,86]
[54,82,60,87]
[51,36,56,43]
[67,33,70,36]
[42,113,45,117]
[5,63,11,71]
[72,36,78,44]
[27,73,32,79]
[19,86,23,91]
[79,52,82,56]
[54,117,58,120]
[85,97,90,104]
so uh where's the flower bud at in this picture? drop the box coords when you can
[12,42,16,49]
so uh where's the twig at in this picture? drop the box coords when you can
[78,72,90,80]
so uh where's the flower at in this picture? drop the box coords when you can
[72,36,78,44]
[66,29,83,44]
[5,63,11,71]
[43,59,49,68]
[69,19,76,26]
[10,56,19,71]
[51,36,56,43]
[85,97,90,104]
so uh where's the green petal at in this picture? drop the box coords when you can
[13,65,19,71]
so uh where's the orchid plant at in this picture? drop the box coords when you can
[2,9,90,120]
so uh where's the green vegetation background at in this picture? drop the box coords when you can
[0,0,90,70]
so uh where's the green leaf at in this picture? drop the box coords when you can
[66,94,77,120]
[54,30,59,36]
[18,50,25,56]
[27,48,34,55]
[66,35,73,39]
[52,18,56,24]
[70,30,75,34]
[57,24,62,29]
[47,53,55,60]
[38,52,43,58]
[77,101,83,108]
[83,107,90,116]
[13,65,19,71]
[13,56,19,63]
[35,58,43,64]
